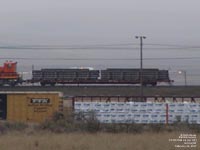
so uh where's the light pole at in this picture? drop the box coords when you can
[178,70,187,86]
[135,36,146,101]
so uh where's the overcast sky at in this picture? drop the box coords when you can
[1,0,200,85]
[0,0,200,45]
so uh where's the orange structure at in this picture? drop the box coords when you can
[0,61,21,85]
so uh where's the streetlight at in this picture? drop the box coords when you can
[135,36,146,101]
[178,70,187,86]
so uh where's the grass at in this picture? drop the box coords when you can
[0,113,199,150]
[1,132,199,150]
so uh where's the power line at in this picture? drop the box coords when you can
[0,47,200,51]
[0,57,200,61]
[1,42,200,47]
[0,43,200,50]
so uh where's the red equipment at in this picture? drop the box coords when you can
[0,61,21,86]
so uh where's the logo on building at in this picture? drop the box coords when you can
[30,98,50,104]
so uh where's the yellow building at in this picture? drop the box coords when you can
[0,92,63,123]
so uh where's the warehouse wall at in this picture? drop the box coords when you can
[0,92,62,123]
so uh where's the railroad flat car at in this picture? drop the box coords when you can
[32,68,100,86]
[32,68,171,86]
[101,68,170,85]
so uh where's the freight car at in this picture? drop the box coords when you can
[0,61,22,86]
[0,61,171,86]
[32,68,100,86]
[101,68,170,85]
[31,68,171,86]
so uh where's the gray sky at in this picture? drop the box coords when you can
[0,0,200,45]
[1,0,200,85]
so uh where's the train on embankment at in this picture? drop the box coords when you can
[0,61,172,86]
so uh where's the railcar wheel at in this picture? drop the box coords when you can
[50,83,56,86]
[142,83,147,86]
[151,82,157,86]
[40,82,46,86]
[10,82,17,87]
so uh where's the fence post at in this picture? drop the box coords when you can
[166,103,169,125]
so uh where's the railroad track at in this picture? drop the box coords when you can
[0,86,200,96]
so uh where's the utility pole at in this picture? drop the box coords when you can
[178,70,187,86]
[184,71,187,86]
[135,36,146,101]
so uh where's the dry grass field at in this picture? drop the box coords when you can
[0,132,199,150]
[1,113,199,150]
